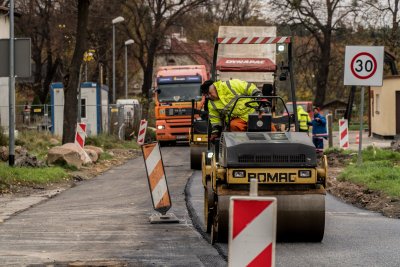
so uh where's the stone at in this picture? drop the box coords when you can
[84,145,104,156]
[47,146,83,169]
[0,146,8,161]
[62,143,92,164]
[84,148,98,163]
[49,138,60,145]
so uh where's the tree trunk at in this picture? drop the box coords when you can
[314,37,331,108]
[62,0,90,144]
[140,42,158,120]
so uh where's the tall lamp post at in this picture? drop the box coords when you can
[112,16,124,103]
[124,39,134,99]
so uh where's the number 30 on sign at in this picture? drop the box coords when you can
[344,46,384,87]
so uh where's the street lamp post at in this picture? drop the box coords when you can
[124,39,134,99]
[112,16,125,103]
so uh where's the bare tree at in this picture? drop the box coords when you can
[62,0,90,144]
[364,0,400,56]
[269,0,357,107]
[122,0,207,119]
[16,0,64,104]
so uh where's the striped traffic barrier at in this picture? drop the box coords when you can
[339,119,349,149]
[142,142,178,223]
[137,119,148,145]
[229,195,277,267]
[75,122,87,149]
[356,133,360,144]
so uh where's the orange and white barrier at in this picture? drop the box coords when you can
[75,123,87,149]
[142,142,171,214]
[356,133,360,144]
[137,119,148,146]
[229,196,277,267]
[339,119,349,149]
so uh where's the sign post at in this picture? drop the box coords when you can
[344,46,384,165]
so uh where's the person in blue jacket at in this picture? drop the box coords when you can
[308,107,328,153]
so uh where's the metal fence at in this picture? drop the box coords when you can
[0,103,142,140]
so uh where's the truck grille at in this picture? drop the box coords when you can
[238,154,307,163]
[167,108,192,116]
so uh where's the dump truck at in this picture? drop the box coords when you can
[154,65,208,145]
[202,26,327,243]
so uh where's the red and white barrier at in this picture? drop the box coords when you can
[229,196,277,267]
[75,123,87,149]
[137,119,148,146]
[142,142,178,223]
[339,119,349,149]
[356,133,360,144]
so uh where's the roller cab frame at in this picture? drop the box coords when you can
[202,34,328,244]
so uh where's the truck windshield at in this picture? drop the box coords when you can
[157,83,202,102]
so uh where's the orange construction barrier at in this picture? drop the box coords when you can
[142,142,178,223]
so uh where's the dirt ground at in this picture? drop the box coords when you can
[326,152,400,219]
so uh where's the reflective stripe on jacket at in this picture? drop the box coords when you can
[208,79,261,132]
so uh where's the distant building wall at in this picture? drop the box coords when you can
[370,76,400,137]
[0,12,9,129]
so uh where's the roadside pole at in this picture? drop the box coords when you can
[327,114,333,148]
[357,86,364,165]
[344,45,384,166]
[9,0,15,166]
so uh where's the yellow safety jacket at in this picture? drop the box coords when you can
[208,79,261,133]
[297,106,311,131]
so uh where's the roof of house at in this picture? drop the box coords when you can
[158,37,213,72]
[321,99,347,109]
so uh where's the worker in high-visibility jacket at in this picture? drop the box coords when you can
[200,79,269,141]
[297,105,311,133]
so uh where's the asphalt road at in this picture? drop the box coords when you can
[0,147,225,266]
[0,136,397,266]
[187,147,400,266]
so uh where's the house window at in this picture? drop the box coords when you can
[375,94,380,115]
[81,98,86,118]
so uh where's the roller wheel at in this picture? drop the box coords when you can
[203,181,214,233]
[190,146,203,169]
[210,196,229,244]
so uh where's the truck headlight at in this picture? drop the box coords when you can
[207,152,213,159]
[157,125,165,130]
[196,137,202,141]
[298,170,311,178]
[233,170,246,178]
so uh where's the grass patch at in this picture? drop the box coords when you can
[339,160,400,197]
[99,152,113,160]
[335,147,400,197]
[15,131,60,160]
[0,162,69,189]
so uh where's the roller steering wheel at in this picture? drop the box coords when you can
[244,99,271,112]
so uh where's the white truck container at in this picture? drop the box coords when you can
[215,26,277,87]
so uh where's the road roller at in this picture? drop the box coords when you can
[190,100,208,170]
[202,96,327,243]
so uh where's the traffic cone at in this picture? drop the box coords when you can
[356,133,359,144]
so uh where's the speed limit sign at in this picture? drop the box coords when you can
[344,46,384,86]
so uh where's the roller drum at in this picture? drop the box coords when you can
[213,193,325,243]
[190,146,207,170]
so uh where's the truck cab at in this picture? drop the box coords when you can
[154,65,208,144]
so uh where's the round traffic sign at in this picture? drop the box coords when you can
[350,52,377,79]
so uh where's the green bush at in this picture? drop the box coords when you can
[0,127,7,146]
